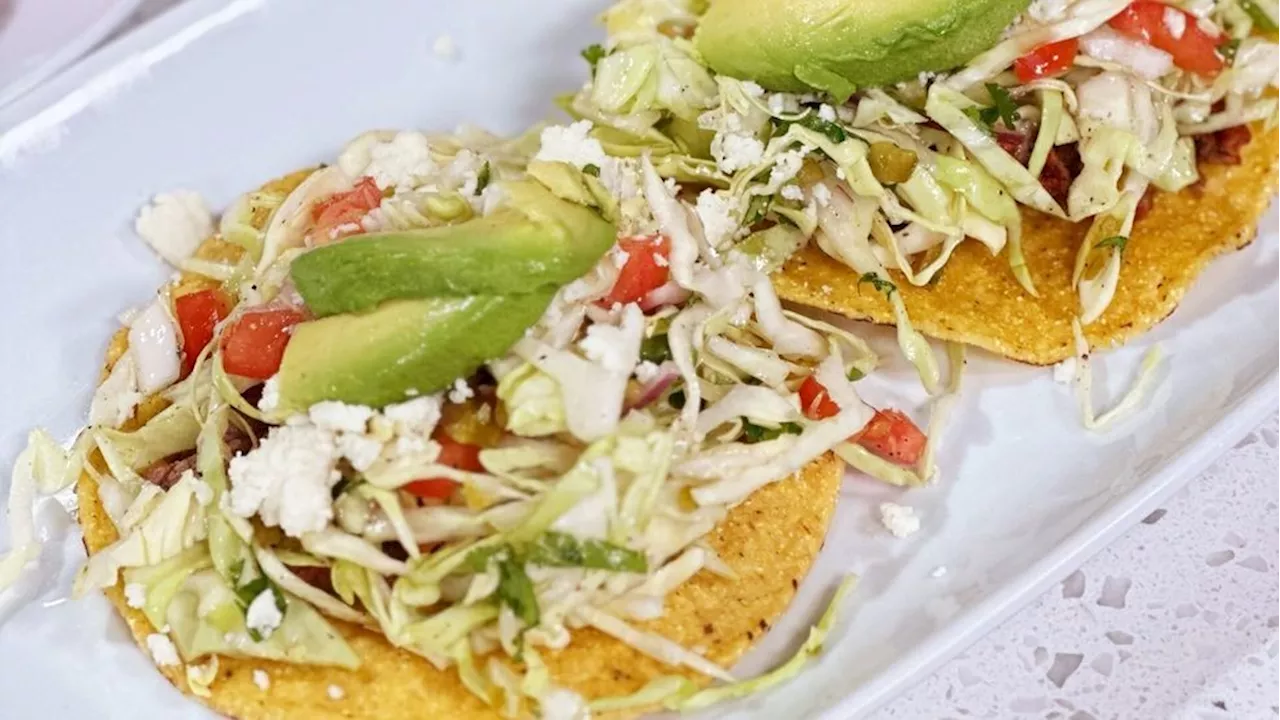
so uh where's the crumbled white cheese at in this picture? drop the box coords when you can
[634,360,662,384]
[712,128,765,174]
[124,582,147,609]
[433,34,457,60]
[835,166,847,180]
[135,191,213,267]
[535,120,608,170]
[146,633,180,667]
[446,149,485,195]
[653,252,669,267]
[383,396,443,436]
[309,401,374,434]
[1052,357,1077,385]
[768,149,805,189]
[780,184,804,201]
[540,687,590,720]
[930,565,948,579]
[695,189,736,248]
[336,434,383,472]
[365,131,438,190]
[245,589,283,638]
[817,104,837,122]
[811,183,833,207]
[128,298,182,394]
[228,425,341,537]
[258,375,280,414]
[448,378,474,404]
[252,669,271,691]
[741,80,765,98]
[1163,6,1186,39]
[327,684,346,701]
[579,315,641,372]
[89,353,142,428]
[879,502,921,538]
[598,157,641,201]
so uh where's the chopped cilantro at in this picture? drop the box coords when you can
[772,112,848,144]
[640,334,672,364]
[744,194,773,226]
[1219,37,1242,65]
[1094,235,1128,253]
[526,532,647,572]
[495,557,540,627]
[581,44,608,73]
[857,271,898,299]
[985,83,1019,129]
[582,163,601,177]
[741,421,804,444]
[667,389,686,409]
[475,161,491,194]
[847,367,865,382]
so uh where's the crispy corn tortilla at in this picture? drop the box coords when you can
[774,127,1279,365]
[78,449,842,720]
[77,168,847,718]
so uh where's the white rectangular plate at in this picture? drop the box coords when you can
[0,1,1275,718]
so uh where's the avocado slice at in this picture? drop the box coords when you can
[273,292,553,411]
[290,180,615,317]
[694,0,1030,95]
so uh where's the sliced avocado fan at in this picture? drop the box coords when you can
[274,293,554,412]
[694,0,1031,97]
[272,179,615,411]
[290,180,616,317]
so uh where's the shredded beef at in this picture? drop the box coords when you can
[287,565,335,595]
[1038,142,1082,208]
[141,423,255,490]
[996,130,1033,165]
[1195,125,1251,166]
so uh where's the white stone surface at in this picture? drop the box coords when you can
[872,415,1279,720]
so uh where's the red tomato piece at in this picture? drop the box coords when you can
[603,235,671,306]
[403,429,484,501]
[403,478,458,501]
[798,375,841,420]
[852,409,927,466]
[219,308,306,379]
[173,289,230,378]
[1013,38,1080,82]
[1109,2,1224,76]
[311,176,382,242]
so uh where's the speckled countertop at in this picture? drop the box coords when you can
[92,4,1280,718]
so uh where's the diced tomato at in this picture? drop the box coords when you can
[1109,2,1224,76]
[402,478,458,501]
[852,409,927,466]
[219,308,306,379]
[311,176,382,242]
[1013,38,1079,82]
[798,376,841,420]
[173,289,230,378]
[602,235,671,306]
[403,428,484,501]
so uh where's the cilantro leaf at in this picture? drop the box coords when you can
[581,44,608,73]
[772,112,848,144]
[582,163,601,177]
[475,161,492,194]
[527,532,647,573]
[495,557,540,627]
[857,271,898,299]
[741,421,804,444]
[847,367,865,381]
[640,334,672,364]
[985,83,1019,129]
[1094,235,1128,253]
